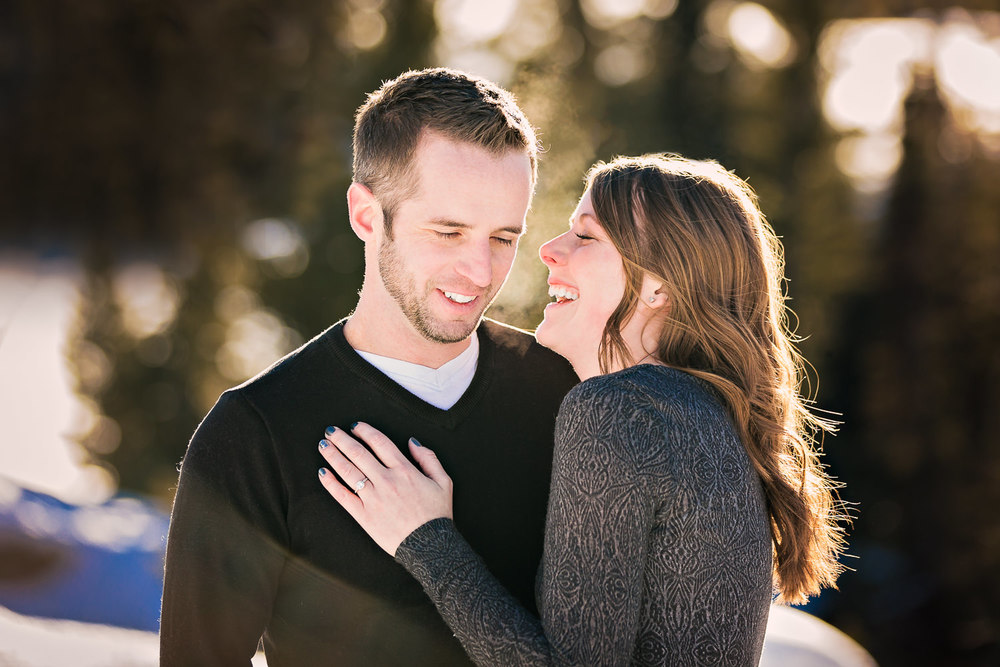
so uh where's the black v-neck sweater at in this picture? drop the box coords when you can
[160,319,578,666]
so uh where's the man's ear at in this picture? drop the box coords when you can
[347,183,384,242]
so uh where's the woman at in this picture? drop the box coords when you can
[318,154,847,665]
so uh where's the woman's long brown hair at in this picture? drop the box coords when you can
[588,154,848,604]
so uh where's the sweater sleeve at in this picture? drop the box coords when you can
[394,380,657,666]
[160,390,289,666]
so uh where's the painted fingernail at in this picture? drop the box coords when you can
[410,437,422,447]
[324,426,337,437]
[318,440,328,449]
[318,468,327,476]
[349,421,358,430]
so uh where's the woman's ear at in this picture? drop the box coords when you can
[641,276,669,310]
[347,183,385,242]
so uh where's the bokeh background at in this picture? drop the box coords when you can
[1,0,999,665]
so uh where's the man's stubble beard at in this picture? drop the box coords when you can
[378,235,493,344]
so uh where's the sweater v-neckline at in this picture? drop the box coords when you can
[324,319,494,430]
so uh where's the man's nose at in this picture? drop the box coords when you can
[456,240,493,287]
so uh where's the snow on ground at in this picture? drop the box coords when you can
[0,603,874,667]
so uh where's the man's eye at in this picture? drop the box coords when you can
[493,237,516,247]
[436,231,460,239]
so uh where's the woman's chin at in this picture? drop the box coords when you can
[535,321,556,351]
[535,317,561,348]
[535,322,573,362]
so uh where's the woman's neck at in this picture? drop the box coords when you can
[562,315,664,381]
[570,347,662,382]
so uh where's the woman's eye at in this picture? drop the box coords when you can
[575,233,595,241]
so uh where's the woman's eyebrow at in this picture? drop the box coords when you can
[569,212,598,227]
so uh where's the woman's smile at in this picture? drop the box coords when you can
[545,282,579,307]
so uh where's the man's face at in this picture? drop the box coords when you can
[375,132,533,344]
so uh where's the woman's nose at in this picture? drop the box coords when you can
[539,232,569,267]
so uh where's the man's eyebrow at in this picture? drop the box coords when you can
[429,218,525,235]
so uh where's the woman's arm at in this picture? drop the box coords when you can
[318,383,657,666]
[394,406,655,666]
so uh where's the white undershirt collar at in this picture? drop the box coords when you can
[355,333,480,410]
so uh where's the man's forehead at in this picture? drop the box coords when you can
[403,143,531,203]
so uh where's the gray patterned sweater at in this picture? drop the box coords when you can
[395,364,773,666]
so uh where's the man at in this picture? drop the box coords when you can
[159,68,578,665]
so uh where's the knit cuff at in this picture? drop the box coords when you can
[394,517,476,597]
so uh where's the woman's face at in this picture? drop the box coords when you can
[535,188,628,372]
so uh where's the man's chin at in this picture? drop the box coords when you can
[419,316,482,345]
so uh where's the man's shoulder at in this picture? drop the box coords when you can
[480,318,566,366]
[228,321,349,403]
[476,319,577,399]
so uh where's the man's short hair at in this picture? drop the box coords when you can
[352,68,539,232]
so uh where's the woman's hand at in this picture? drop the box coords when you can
[318,422,453,556]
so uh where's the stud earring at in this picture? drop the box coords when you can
[648,296,655,303]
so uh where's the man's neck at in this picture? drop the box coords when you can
[344,298,474,369]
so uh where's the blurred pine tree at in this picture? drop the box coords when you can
[832,78,1000,664]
